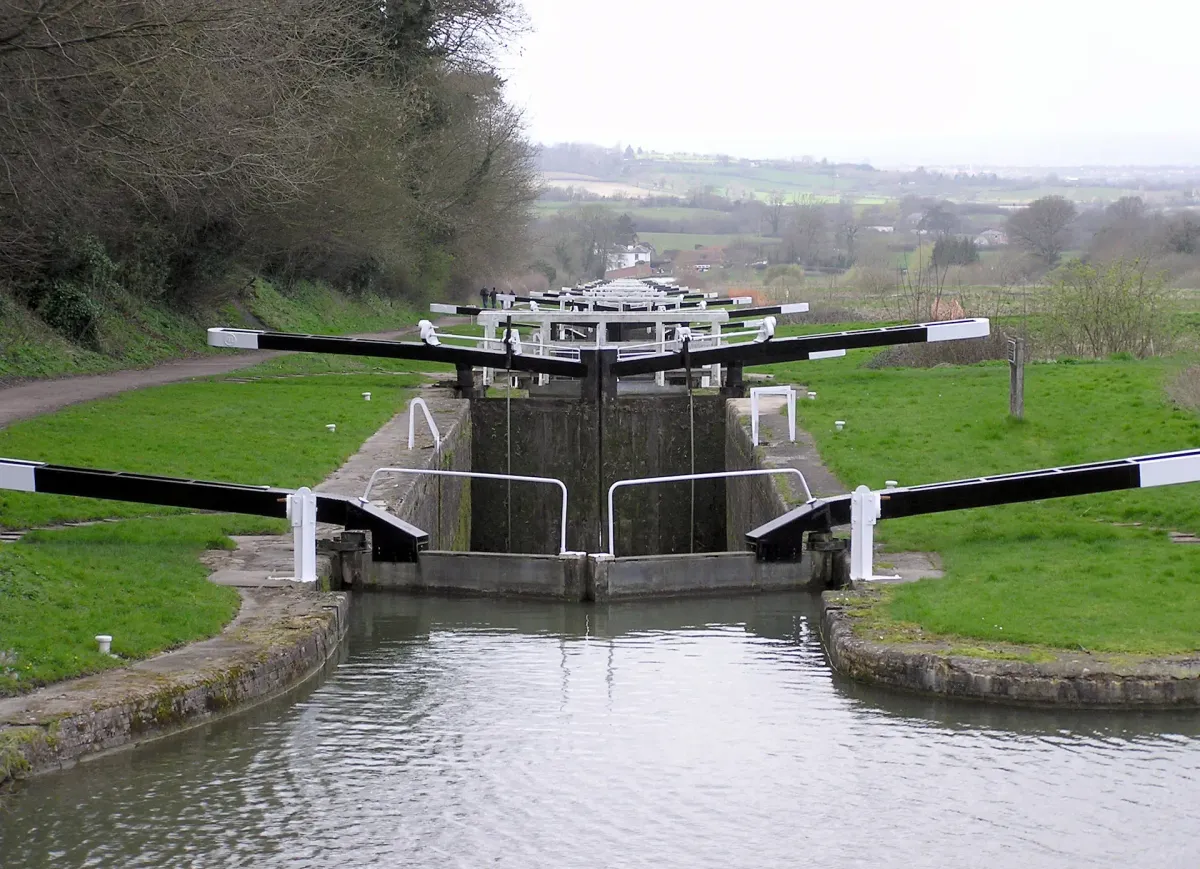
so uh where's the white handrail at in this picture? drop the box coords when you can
[361,468,570,554]
[605,468,814,557]
[750,386,796,446]
[407,397,441,451]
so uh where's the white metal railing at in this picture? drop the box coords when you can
[750,386,796,446]
[407,397,442,451]
[605,469,814,556]
[361,468,570,554]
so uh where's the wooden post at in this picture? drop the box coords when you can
[1008,337,1025,419]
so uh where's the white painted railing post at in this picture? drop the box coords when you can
[850,485,881,582]
[287,486,318,583]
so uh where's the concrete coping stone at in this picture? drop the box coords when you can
[822,588,1200,708]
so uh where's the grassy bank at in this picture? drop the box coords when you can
[0,277,423,384]
[0,366,424,693]
[762,347,1200,654]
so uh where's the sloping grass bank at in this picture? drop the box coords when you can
[0,278,422,383]
[762,348,1200,654]
[0,367,423,694]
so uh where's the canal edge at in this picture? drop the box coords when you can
[821,588,1200,707]
[0,589,349,787]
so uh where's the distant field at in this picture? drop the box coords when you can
[639,231,780,252]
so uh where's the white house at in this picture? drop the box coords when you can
[606,242,656,271]
[975,229,1008,247]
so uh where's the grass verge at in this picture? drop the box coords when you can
[762,344,1200,654]
[0,515,278,695]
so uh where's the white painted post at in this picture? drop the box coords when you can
[751,389,760,446]
[655,322,666,387]
[710,321,721,386]
[849,485,881,582]
[483,323,495,386]
[287,486,318,583]
[539,322,551,386]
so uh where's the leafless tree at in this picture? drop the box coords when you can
[1006,195,1078,266]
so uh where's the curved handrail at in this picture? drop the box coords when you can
[407,397,441,451]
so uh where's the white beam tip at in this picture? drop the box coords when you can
[429,303,458,314]
[779,303,810,314]
[809,349,847,360]
[207,328,261,350]
[926,318,991,342]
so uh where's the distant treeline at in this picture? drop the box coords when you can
[1,1,538,344]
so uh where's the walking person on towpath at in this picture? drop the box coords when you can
[490,287,499,308]
[480,286,490,308]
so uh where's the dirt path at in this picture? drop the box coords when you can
[0,322,458,429]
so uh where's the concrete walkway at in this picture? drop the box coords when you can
[0,321,464,429]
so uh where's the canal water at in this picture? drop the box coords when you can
[2,592,1198,868]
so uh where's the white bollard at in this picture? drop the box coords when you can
[835,420,845,431]
[808,392,817,400]
[286,487,318,583]
[95,635,112,655]
[362,392,371,401]
[885,480,898,488]
[326,424,336,433]
[850,485,882,582]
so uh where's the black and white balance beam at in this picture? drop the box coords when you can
[745,448,1200,562]
[612,318,990,377]
[0,458,428,562]
[207,327,585,379]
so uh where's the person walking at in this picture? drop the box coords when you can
[479,286,490,308]
[490,287,499,308]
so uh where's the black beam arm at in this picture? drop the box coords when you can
[612,319,989,377]
[746,449,1200,560]
[3,459,428,562]
[207,328,585,379]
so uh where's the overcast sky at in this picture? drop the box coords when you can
[499,0,1200,167]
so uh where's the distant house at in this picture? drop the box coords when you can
[866,225,895,233]
[606,242,656,272]
[975,229,1008,247]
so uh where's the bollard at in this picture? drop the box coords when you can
[95,635,112,655]
[362,392,372,401]
[835,420,845,431]
[326,424,336,433]
[286,487,318,583]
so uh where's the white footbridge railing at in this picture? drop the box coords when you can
[606,468,813,557]
[362,468,570,554]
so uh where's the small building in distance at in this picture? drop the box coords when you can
[670,245,726,272]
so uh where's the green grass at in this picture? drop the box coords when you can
[0,372,422,528]
[761,347,1200,653]
[0,515,275,695]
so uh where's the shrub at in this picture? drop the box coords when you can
[1046,258,1176,358]
[1167,366,1200,413]
[39,281,102,347]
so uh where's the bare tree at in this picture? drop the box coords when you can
[1006,195,1078,266]
[765,190,786,235]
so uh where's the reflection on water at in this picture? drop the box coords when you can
[2,593,1198,868]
